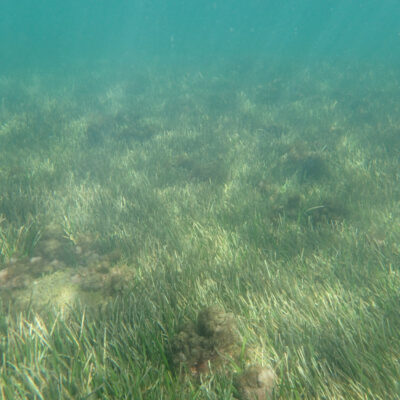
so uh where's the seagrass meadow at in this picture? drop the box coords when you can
[0,60,400,399]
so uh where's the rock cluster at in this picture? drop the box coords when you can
[171,306,277,399]
[171,305,242,375]
[0,224,72,293]
[0,223,125,300]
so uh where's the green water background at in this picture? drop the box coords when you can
[1,0,399,73]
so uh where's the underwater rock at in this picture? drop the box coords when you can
[197,306,241,353]
[29,256,43,264]
[279,145,329,183]
[297,154,327,182]
[0,260,30,288]
[234,365,277,400]
[74,264,131,295]
[113,112,160,143]
[95,260,110,274]
[106,248,123,264]
[0,268,10,285]
[30,262,55,278]
[85,251,101,266]
[33,224,77,265]
[174,154,230,184]
[50,258,65,269]
[171,305,242,375]
[4,274,29,290]
[106,268,128,294]
[79,272,105,292]
[171,322,211,373]
[74,246,83,255]
[0,223,128,306]
[0,224,78,294]
[70,273,82,284]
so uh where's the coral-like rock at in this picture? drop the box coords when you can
[171,306,242,375]
[235,365,277,400]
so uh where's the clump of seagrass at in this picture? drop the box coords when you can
[171,305,242,375]
[234,365,277,400]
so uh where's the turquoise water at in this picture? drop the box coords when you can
[1,0,399,72]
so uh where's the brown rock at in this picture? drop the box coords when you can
[171,306,242,375]
[235,365,277,400]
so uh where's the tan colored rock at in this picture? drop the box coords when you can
[235,365,277,400]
